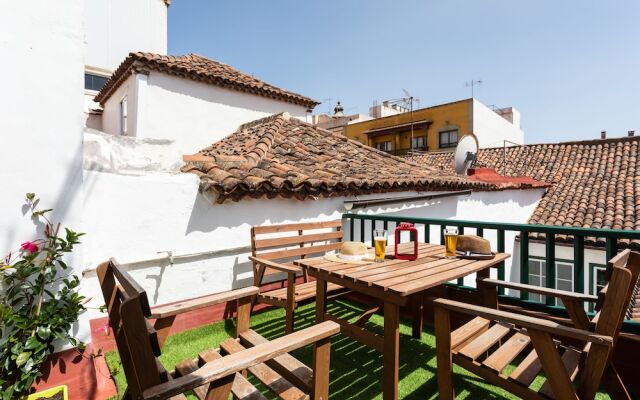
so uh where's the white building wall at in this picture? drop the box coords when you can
[0,0,85,338]
[84,0,167,73]
[102,74,139,136]
[141,72,311,154]
[473,99,525,148]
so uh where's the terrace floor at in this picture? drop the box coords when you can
[105,299,611,400]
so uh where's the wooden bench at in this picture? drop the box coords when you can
[97,258,340,400]
[434,249,640,400]
[250,220,347,333]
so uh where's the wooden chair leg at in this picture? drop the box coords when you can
[603,362,632,400]
[205,374,234,400]
[434,305,454,400]
[312,336,331,400]
[236,296,251,337]
[285,273,296,334]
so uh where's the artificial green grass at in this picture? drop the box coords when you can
[105,299,611,399]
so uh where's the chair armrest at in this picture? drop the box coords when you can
[479,278,598,303]
[433,298,612,346]
[142,320,340,399]
[150,286,259,319]
[249,256,301,274]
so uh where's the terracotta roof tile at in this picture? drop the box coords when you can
[181,113,504,203]
[407,136,640,249]
[95,52,319,109]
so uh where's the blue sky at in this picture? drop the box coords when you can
[169,1,640,144]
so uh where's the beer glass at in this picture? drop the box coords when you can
[373,229,387,262]
[444,227,459,258]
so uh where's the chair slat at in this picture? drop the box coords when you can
[256,242,342,261]
[508,349,542,387]
[240,329,312,392]
[482,332,531,373]
[538,346,582,398]
[253,220,342,234]
[451,317,490,350]
[458,323,511,361]
[220,339,309,400]
[254,231,343,250]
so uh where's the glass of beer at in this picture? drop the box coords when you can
[373,229,387,262]
[444,227,459,258]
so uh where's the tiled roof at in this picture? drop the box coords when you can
[408,136,640,248]
[181,113,503,203]
[95,52,319,109]
[408,136,640,320]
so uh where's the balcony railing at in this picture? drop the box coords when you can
[342,213,640,333]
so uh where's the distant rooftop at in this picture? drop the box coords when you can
[95,52,320,109]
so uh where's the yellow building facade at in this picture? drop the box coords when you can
[345,98,473,155]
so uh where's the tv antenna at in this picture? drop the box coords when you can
[465,79,483,97]
[454,134,479,175]
[402,88,417,153]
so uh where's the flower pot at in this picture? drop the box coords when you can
[27,385,68,400]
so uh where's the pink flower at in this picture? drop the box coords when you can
[20,241,38,254]
[95,322,110,336]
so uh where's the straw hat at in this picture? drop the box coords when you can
[455,235,494,259]
[324,241,375,264]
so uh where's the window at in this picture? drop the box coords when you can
[527,259,573,305]
[589,264,607,311]
[439,129,458,149]
[411,136,427,150]
[119,96,128,135]
[84,73,109,92]
[375,141,393,152]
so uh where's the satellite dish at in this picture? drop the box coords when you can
[454,134,479,175]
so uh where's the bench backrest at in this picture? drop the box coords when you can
[97,259,166,399]
[250,220,343,277]
[579,250,640,394]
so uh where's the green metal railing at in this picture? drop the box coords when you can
[342,213,640,333]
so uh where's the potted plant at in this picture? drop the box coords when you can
[0,193,85,399]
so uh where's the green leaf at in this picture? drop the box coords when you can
[24,336,41,350]
[25,193,35,201]
[36,326,51,340]
[15,351,31,367]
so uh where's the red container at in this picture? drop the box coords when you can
[394,222,418,260]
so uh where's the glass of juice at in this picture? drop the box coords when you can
[373,229,387,262]
[444,227,459,258]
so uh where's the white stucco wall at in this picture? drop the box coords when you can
[473,99,525,148]
[102,74,139,136]
[84,0,167,73]
[0,0,85,340]
[131,71,311,154]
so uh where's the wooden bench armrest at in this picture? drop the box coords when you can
[479,278,599,303]
[142,320,340,399]
[150,286,259,319]
[433,298,612,346]
[249,256,301,274]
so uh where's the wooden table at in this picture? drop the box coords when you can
[296,242,510,400]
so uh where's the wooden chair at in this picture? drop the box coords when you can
[250,220,347,333]
[434,249,640,400]
[97,258,339,400]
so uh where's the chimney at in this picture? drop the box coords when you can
[601,130,606,139]
[628,130,635,137]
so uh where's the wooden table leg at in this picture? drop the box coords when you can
[411,292,423,339]
[477,268,498,309]
[315,278,327,324]
[383,301,400,400]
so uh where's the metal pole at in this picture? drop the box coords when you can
[410,96,414,154]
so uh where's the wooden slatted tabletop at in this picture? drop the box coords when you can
[299,243,509,306]
[296,241,510,400]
